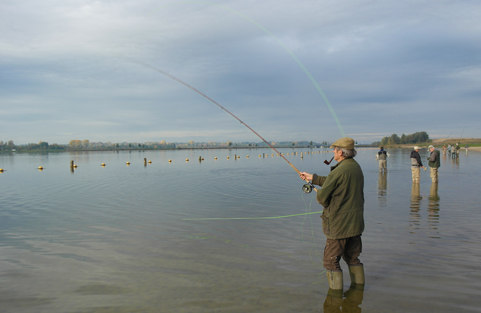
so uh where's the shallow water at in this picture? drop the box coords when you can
[0,148,480,312]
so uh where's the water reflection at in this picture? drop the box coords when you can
[451,155,460,168]
[323,284,364,313]
[1,149,481,312]
[428,182,440,236]
[377,172,387,207]
[409,182,422,234]
[409,181,441,238]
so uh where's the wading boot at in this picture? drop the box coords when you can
[348,265,365,285]
[326,270,343,290]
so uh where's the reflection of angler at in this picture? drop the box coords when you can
[377,172,387,207]
[409,182,422,233]
[428,183,440,229]
[323,284,364,313]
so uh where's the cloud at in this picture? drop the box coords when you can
[1,0,480,144]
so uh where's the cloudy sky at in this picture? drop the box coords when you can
[1,0,480,145]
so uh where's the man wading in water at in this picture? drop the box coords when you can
[300,137,365,291]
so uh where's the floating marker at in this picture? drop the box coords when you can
[215,157,217,160]
[126,162,130,165]
[168,160,172,163]
[186,159,189,162]
[0,168,4,172]
[101,163,106,166]
[38,166,43,171]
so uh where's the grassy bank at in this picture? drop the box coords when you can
[431,138,481,147]
[376,138,481,149]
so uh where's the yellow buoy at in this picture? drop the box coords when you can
[227,156,230,159]
[73,165,78,168]
[215,157,217,160]
[101,163,106,166]
[38,166,43,171]
[126,162,130,165]
[168,160,172,163]
[0,168,4,172]
[247,155,249,158]
[186,159,189,162]
[148,160,152,164]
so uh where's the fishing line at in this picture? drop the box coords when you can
[182,210,323,220]
[124,58,316,190]
[300,192,323,267]
[145,0,345,137]
[300,192,326,285]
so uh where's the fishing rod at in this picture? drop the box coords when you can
[127,58,317,193]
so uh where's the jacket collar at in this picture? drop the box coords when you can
[330,158,353,172]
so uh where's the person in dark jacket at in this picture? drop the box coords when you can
[410,146,424,183]
[427,145,440,182]
[299,137,364,291]
[376,147,389,172]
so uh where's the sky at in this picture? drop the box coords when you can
[1,0,480,145]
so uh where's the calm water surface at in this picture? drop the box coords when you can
[1,148,480,312]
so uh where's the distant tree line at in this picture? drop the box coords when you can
[1,140,65,151]
[373,131,431,146]
[0,140,15,151]
[1,139,326,152]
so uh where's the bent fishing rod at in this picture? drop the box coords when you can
[126,58,317,193]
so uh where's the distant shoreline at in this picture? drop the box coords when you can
[0,145,338,154]
[377,137,481,151]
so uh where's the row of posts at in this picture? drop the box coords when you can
[68,151,323,169]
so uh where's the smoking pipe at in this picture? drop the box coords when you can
[324,157,334,165]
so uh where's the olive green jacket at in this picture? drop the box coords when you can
[312,158,365,239]
[427,149,441,168]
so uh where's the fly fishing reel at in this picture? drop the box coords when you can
[302,182,315,194]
